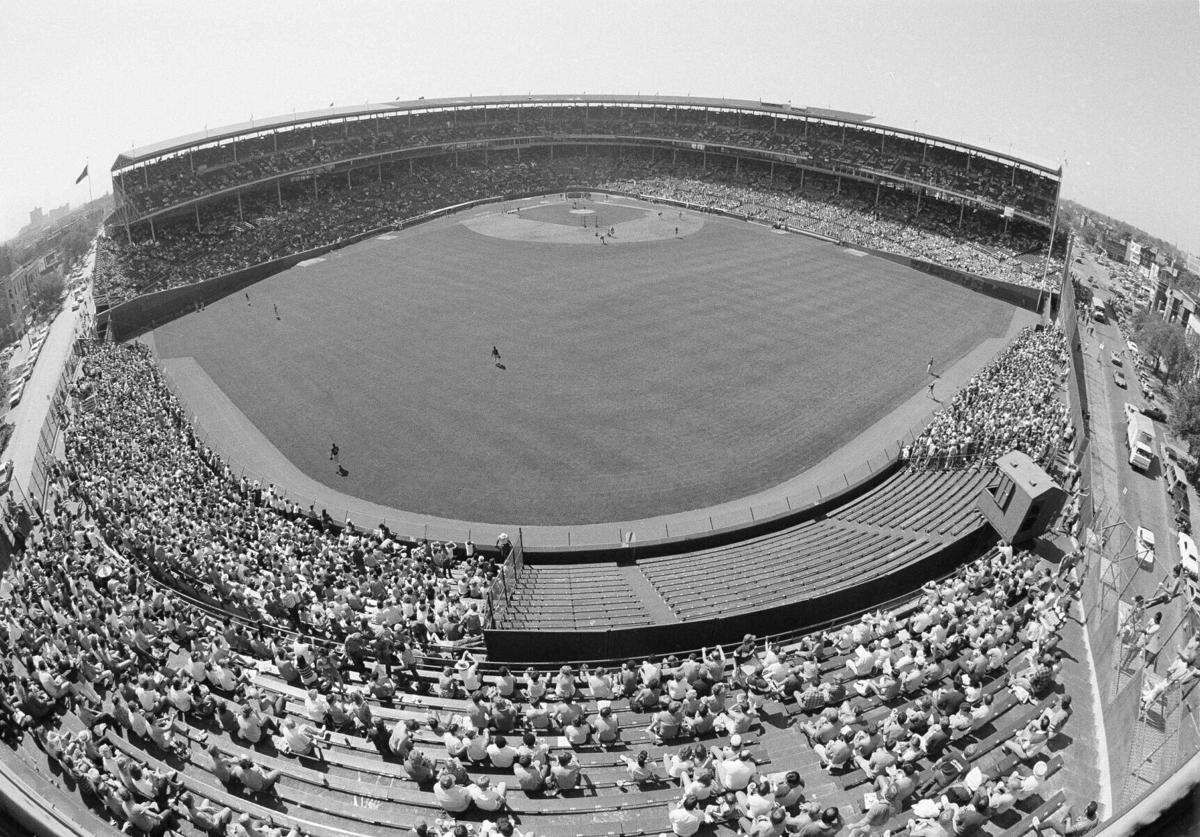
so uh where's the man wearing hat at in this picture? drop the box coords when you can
[715,748,757,791]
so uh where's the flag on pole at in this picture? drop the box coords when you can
[74,164,88,184]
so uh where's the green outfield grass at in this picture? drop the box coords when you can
[152,198,1016,524]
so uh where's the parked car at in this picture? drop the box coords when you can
[1136,527,1156,566]
[1113,370,1127,388]
[7,381,24,409]
[1179,532,1199,579]
[1110,351,1122,366]
[1174,490,1192,535]
[1142,406,1167,422]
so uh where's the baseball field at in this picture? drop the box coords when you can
[151,196,1019,524]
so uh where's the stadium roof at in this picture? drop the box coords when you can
[111,93,1060,176]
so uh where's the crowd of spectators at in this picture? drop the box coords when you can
[100,148,1059,307]
[1,401,1107,837]
[98,153,647,302]
[0,243,1101,837]
[117,105,1058,220]
[64,343,498,650]
[908,325,1072,470]
[599,168,1061,289]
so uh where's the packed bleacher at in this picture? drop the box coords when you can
[98,149,1059,307]
[0,428,1105,837]
[908,325,1072,471]
[63,342,491,650]
[597,171,1060,289]
[99,155,631,302]
[115,105,1058,222]
[0,312,1125,836]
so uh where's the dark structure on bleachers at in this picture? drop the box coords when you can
[976,450,1066,545]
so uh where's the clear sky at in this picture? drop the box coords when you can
[2,0,1198,252]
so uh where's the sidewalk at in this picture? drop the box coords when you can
[2,240,97,502]
[1074,311,1194,813]
[4,294,90,505]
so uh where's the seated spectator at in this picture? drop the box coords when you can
[487,734,518,769]
[548,752,582,794]
[648,701,685,742]
[234,757,282,796]
[279,717,323,759]
[594,705,620,745]
[1010,654,1057,703]
[434,774,472,813]
[770,770,806,810]
[512,753,548,794]
[1030,801,1100,836]
[1003,715,1052,761]
[469,776,507,812]
[669,794,704,837]
[703,791,741,826]
[845,782,900,837]
[715,748,757,791]
[618,750,659,787]
[792,806,842,837]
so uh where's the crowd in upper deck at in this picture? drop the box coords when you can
[97,150,1059,306]
[600,169,1060,289]
[116,106,1057,221]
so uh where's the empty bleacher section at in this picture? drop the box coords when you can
[494,562,663,630]
[483,463,995,662]
[637,465,990,622]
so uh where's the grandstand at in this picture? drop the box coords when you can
[96,95,1063,322]
[6,93,1191,837]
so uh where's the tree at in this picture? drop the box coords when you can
[1171,378,1200,460]
[29,274,64,316]
[59,228,90,268]
[1132,312,1195,385]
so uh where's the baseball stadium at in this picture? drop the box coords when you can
[0,94,1195,837]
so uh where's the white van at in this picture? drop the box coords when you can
[1165,461,1189,498]
[1126,413,1155,471]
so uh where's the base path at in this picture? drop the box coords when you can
[147,304,1036,549]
